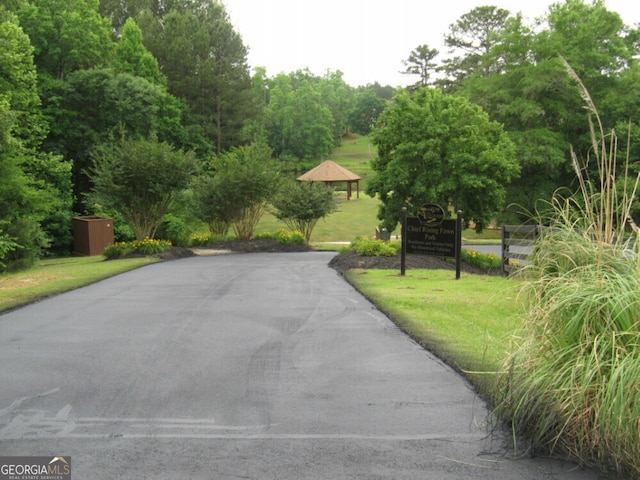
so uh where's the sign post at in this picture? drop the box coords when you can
[455,210,463,280]
[401,207,407,276]
[401,204,463,279]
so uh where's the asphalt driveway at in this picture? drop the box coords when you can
[0,252,598,479]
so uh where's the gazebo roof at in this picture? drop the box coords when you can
[297,160,361,182]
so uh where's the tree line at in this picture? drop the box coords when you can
[1,0,638,271]
[0,0,382,270]
[395,1,639,230]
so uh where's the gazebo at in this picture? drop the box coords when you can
[296,160,362,200]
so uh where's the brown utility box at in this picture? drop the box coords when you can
[72,216,114,256]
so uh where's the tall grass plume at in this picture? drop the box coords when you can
[493,59,640,477]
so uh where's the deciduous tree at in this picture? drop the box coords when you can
[348,88,388,136]
[88,135,198,240]
[98,0,148,34]
[114,17,166,86]
[367,89,519,232]
[191,174,233,237]
[317,70,353,144]
[454,1,640,222]
[198,143,280,240]
[271,180,337,242]
[265,72,335,162]
[536,0,636,149]
[17,0,113,80]
[0,8,72,267]
[42,67,186,210]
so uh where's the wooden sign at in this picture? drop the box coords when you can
[401,205,463,279]
[405,217,457,257]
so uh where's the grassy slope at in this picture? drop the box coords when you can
[329,133,376,190]
[256,133,384,242]
[257,194,384,243]
[257,133,501,244]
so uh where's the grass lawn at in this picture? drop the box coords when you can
[256,193,385,243]
[346,268,521,398]
[462,227,502,244]
[0,256,159,313]
[252,132,501,245]
[257,199,501,246]
[330,133,376,190]
[255,133,382,242]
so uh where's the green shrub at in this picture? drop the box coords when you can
[41,210,74,257]
[130,238,172,255]
[253,231,276,240]
[103,238,171,259]
[113,219,135,243]
[252,229,306,245]
[349,237,399,257]
[275,228,306,245]
[0,230,20,270]
[0,217,49,271]
[103,242,130,259]
[156,214,191,247]
[188,232,227,246]
[460,248,502,270]
[271,180,337,241]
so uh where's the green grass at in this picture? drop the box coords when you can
[258,193,385,243]
[462,227,502,244]
[255,133,382,243]
[330,133,376,190]
[346,268,520,397]
[0,256,159,313]
[258,199,501,246]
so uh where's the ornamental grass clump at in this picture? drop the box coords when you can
[494,59,640,477]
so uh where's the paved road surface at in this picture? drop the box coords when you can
[464,244,501,256]
[0,252,599,479]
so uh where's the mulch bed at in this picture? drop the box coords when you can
[151,239,312,260]
[327,249,502,276]
[155,239,502,276]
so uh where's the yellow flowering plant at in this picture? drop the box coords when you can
[103,238,171,259]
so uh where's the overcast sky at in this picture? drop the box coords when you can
[222,0,640,88]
